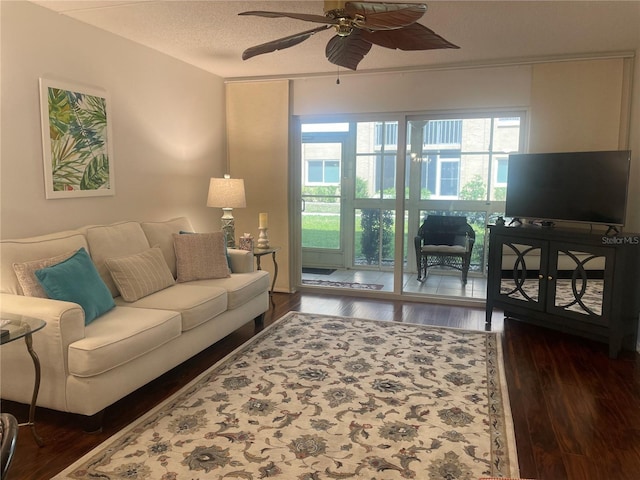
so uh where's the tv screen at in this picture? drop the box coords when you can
[505,150,631,226]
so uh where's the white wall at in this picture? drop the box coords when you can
[0,1,227,239]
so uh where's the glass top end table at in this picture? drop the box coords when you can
[1,313,47,446]
[1,315,46,344]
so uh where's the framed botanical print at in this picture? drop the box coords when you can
[39,78,115,199]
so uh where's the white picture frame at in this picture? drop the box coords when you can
[39,78,115,199]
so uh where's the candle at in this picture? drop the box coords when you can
[259,213,268,229]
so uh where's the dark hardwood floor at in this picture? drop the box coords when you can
[2,292,639,479]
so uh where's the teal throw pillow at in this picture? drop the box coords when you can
[35,247,115,325]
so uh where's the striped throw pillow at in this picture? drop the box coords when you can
[105,247,175,302]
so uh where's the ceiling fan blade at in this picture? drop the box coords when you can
[239,10,338,26]
[345,2,427,30]
[242,25,332,61]
[361,22,459,50]
[325,30,373,70]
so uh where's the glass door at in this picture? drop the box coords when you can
[298,120,401,290]
[300,125,348,269]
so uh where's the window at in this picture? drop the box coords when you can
[496,117,521,127]
[374,122,398,149]
[495,157,508,185]
[408,114,523,202]
[306,160,340,185]
[437,159,460,197]
[356,121,399,199]
[424,119,462,147]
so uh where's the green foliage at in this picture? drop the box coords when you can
[359,180,394,265]
[355,177,369,199]
[493,186,506,201]
[459,175,486,200]
[302,185,339,201]
[81,154,111,190]
[47,87,110,192]
[360,210,376,264]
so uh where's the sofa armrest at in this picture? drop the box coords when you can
[228,248,254,273]
[0,293,86,374]
[0,293,87,410]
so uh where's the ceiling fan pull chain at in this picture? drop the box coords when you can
[336,66,341,85]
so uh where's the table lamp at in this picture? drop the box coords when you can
[207,175,246,248]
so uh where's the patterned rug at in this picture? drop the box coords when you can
[302,279,384,290]
[54,312,519,480]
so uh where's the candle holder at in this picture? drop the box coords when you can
[257,227,270,249]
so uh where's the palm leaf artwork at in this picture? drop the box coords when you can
[47,87,110,192]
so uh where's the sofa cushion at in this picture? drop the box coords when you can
[105,247,175,302]
[0,230,88,295]
[35,248,115,325]
[140,217,194,278]
[173,232,230,282]
[68,306,182,377]
[12,249,77,297]
[421,244,467,254]
[184,271,270,310]
[113,284,228,331]
[85,222,151,297]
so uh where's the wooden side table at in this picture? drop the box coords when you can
[253,247,280,297]
[0,314,46,446]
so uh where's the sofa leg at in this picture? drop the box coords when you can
[80,410,105,434]
[254,313,265,329]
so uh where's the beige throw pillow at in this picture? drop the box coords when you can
[13,250,77,297]
[105,247,175,302]
[173,232,230,283]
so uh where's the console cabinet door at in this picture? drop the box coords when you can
[490,235,549,312]
[546,242,614,325]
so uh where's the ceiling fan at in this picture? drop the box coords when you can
[239,1,459,71]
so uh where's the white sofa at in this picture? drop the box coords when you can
[0,217,269,429]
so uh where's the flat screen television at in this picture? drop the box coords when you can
[505,150,631,226]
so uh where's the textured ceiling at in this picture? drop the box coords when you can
[32,1,640,80]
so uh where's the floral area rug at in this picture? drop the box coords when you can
[54,312,519,480]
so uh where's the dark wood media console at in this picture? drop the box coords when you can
[486,224,640,357]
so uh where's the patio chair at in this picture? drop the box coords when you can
[414,215,475,284]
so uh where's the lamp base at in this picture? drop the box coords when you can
[221,208,236,248]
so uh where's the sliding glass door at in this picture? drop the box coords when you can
[296,111,525,297]
[299,120,403,280]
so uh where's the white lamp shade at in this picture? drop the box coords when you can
[207,176,246,208]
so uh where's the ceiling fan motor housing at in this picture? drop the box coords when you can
[335,18,354,36]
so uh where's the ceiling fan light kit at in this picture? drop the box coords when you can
[240,1,459,71]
